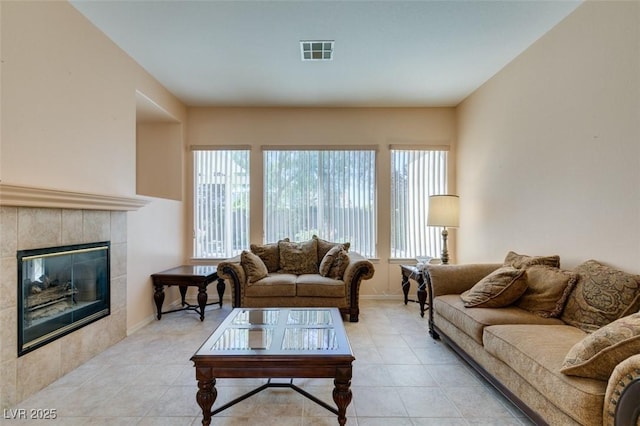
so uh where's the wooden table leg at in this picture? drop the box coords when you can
[417,275,427,318]
[179,285,188,306]
[216,278,225,307]
[153,284,165,320]
[195,375,216,426]
[333,366,352,426]
[197,284,208,321]
[401,273,410,305]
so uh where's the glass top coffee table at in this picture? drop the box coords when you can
[191,307,355,425]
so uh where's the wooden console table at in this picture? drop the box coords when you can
[151,265,224,321]
[400,264,428,317]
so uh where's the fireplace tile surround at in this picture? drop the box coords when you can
[0,206,128,409]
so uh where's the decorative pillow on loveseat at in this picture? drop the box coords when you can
[319,245,350,279]
[314,235,350,261]
[241,250,269,283]
[250,238,289,273]
[503,251,560,269]
[278,239,318,274]
[560,312,640,380]
[517,265,577,318]
[561,260,640,333]
[461,266,528,308]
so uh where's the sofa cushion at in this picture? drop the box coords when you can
[461,266,528,308]
[245,273,296,297]
[278,239,319,274]
[503,251,560,269]
[561,260,640,332]
[250,239,289,273]
[319,245,350,279]
[241,250,269,283]
[434,295,564,344]
[483,324,606,426]
[517,265,577,318]
[314,235,350,261]
[560,312,640,380]
[296,274,346,298]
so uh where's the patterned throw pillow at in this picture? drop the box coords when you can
[561,260,640,333]
[560,313,640,380]
[250,238,289,273]
[278,239,318,274]
[313,235,350,261]
[503,251,560,269]
[241,250,269,284]
[319,245,350,279]
[461,266,528,308]
[517,265,578,318]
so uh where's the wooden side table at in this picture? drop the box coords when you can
[400,264,428,317]
[151,265,225,321]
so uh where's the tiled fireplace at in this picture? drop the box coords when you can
[0,205,128,409]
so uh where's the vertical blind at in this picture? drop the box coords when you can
[263,149,376,257]
[390,149,448,259]
[193,150,250,258]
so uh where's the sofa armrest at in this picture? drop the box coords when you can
[426,263,502,297]
[342,252,375,322]
[217,255,244,307]
[604,354,640,426]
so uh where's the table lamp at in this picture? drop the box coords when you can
[427,195,459,264]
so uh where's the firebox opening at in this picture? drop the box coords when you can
[17,241,110,356]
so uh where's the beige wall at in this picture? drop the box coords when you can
[0,1,188,333]
[187,107,457,296]
[456,1,640,272]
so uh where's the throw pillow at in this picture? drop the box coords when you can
[319,245,350,279]
[250,238,289,273]
[278,239,318,274]
[517,265,578,318]
[460,266,528,308]
[561,260,640,333]
[327,249,350,279]
[241,250,269,284]
[560,312,640,380]
[313,235,350,261]
[503,251,560,269]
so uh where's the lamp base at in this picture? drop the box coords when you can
[441,228,449,265]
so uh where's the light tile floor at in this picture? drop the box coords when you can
[7,300,535,425]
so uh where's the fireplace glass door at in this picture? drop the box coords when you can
[17,241,110,356]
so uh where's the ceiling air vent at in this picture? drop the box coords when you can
[300,40,334,61]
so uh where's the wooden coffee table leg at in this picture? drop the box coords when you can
[195,376,217,426]
[333,366,353,426]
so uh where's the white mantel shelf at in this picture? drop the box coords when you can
[0,183,150,211]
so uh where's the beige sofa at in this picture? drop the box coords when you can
[218,237,375,322]
[426,254,640,426]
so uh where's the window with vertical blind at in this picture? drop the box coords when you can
[193,149,250,258]
[263,148,376,257]
[390,148,448,259]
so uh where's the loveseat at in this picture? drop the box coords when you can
[426,252,640,426]
[217,236,375,322]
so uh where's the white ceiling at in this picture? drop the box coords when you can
[70,0,582,108]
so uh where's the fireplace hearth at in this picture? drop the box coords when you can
[17,241,110,356]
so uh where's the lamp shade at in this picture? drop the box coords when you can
[427,195,459,228]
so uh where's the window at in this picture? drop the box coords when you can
[390,149,448,259]
[263,149,376,257]
[193,149,250,258]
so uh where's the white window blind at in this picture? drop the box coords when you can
[263,149,376,257]
[193,150,250,258]
[390,149,448,259]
